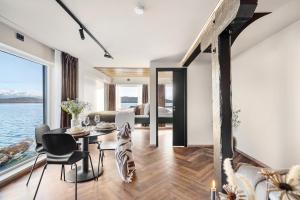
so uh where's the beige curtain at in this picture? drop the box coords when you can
[142,84,148,104]
[108,84,116,111]
[158,84,165,107]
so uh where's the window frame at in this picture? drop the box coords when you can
[116,84,142,110]
[0,48,48,180]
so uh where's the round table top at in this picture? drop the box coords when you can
[47,126,116,139]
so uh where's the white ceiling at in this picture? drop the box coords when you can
[0,0,294,68]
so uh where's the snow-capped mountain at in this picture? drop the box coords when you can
[0,89,42,99]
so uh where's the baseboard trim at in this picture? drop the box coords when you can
[149,144,212,148]
[236,149,269,168]
[147,144,268,168]
[187,144,213,148]
[185,146,269,168]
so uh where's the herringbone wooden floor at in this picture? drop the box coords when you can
[0,129,251,200]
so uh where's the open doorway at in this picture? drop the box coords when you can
[157,71,174,146]
[156,68,187,147]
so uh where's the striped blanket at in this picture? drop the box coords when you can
[115,122,136,183]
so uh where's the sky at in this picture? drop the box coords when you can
[117,85,142,98]
[0,51,43,97]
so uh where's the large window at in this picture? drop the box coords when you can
[116,84,142,110]
[0,51,46,174]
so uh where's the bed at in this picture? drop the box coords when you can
[87,105,173,125]
[134,107,173,124]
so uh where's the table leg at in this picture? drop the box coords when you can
[65,137,103,183]
[82,137,89,173]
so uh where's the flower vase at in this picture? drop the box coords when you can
[71,114,80,128]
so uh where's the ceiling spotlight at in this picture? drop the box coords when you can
[79,27,85,40]
[134,4,144,15]
[104,52,113,59]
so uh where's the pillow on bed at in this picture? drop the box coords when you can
[121,108,135,113]
[144,103,150,115]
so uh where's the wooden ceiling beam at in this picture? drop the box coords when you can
[94,67,151,78]
[180,0,259,67]
[231,12,271,44]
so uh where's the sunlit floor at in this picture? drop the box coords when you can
[0,128,213,200]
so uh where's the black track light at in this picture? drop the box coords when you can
[56,0,113,58]
[79,27,85,40]
[104,52,113,59]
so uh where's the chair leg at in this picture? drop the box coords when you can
[101,151,104,167]
[88,154,97,181]
[26,153,42,186]
[63,165,66,181]
[33,164,47,200]
[60,165,63,180]
[97,150,101,177]
[75,163,78,200]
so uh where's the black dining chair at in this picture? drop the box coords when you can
[26,125,67,186]
[26,124,49,186]
[33,133,96,200]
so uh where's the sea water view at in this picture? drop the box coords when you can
[0,49,45,174]
[0,103,43,173]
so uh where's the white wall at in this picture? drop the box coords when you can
[0,21,54,63]
[232,19,300,169]
[78,60,111,113]
[48,50,62,129]
[232,0,300,57]
[0,21,61,129]
[149,66,157,145]
[187,61,212,145]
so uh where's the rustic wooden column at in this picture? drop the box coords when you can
[211,28,233,190]
[179,0,260,191]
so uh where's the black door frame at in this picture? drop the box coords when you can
[156,68,187,147]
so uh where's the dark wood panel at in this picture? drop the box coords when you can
[173,69,187,146]
[156,68,187,147]
[211,29,233,190]
[182,44,201,67]
[218,30,233,172]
